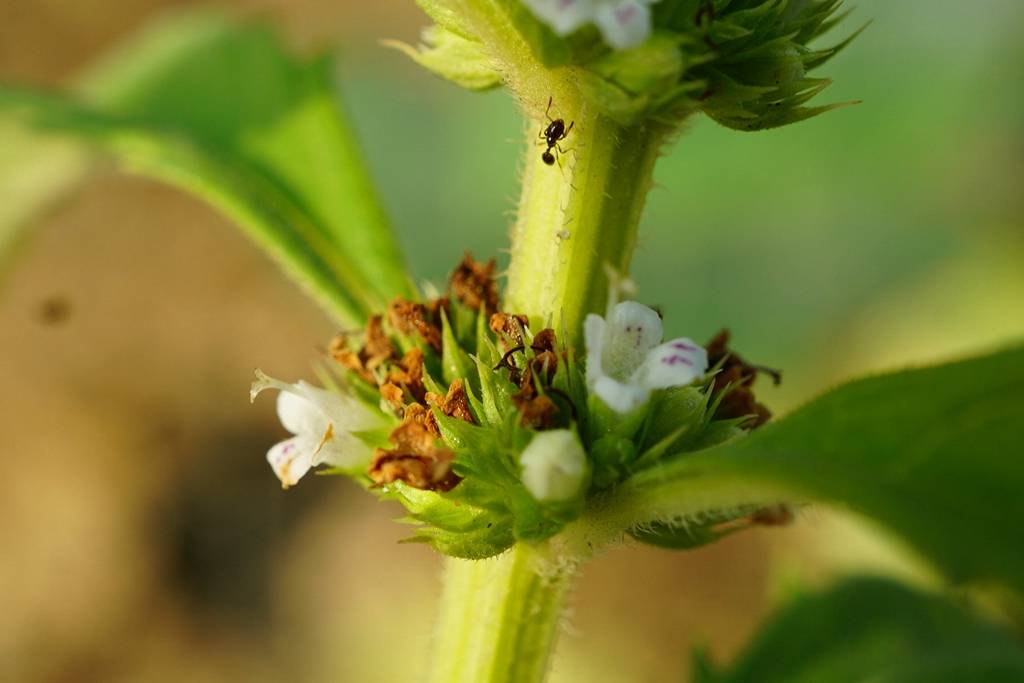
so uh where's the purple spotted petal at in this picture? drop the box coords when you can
[593,0,653,50]
[632,337,708,391]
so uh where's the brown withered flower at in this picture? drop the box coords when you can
[490,326,567,429]
[511,365,560,429]
[450,252,500,316]
[329,315,396,384]
[530,328,557,353]
[529,328,560,384]
[514,391,559,429]
[379,348,427,410]
[369,404,460,491]
[706,329,780,428]
[388,299,444,353]
[490,312,529,350]
[426,379,476,424]
[379,383,405,412]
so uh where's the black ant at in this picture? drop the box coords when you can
[539,97,573,166]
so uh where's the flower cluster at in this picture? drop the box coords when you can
[253,254,777,557]
[402,0,858,130]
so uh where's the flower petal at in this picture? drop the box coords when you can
[277,388,325,436]
[584,312,607,388]
[253,369,388,486]
[593,0,653,50]
[294,380,382,432]
[315,429,375,471]
[601,301,663,381]
[522,0,595,36]
[594,375,650,414]
[632,337,708,391]
[520,430,588,501]
[254,370,384,434]
[267,435,317,489]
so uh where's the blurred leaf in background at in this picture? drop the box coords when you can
[1,10,413,324]
[0,123,91,273]
[694,576,1024,683]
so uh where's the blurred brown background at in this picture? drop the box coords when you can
[2,1,1022,681]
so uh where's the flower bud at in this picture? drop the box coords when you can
[519,429,588,502]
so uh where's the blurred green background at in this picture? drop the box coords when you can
[1,1,1022,681]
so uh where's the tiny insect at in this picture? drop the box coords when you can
[539,97,574,166]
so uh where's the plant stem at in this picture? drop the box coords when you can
[428,543,576,683]
[505,105,666,343]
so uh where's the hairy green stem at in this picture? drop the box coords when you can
[505,105,665,343]
[429,544,576,683]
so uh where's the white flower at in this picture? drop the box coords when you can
[522,0,659,50]
[584,301,708,413]
[251,370,387,488]
[520,430,588,501]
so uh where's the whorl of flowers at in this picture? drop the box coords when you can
[254,253,781,559]
[395,0,861,130]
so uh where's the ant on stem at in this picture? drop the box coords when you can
[539,97,573,166]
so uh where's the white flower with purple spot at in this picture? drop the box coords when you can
[584,301,708,413]
[251,370,387,488]
[522,0,660,51]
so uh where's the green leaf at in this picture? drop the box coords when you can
[0,11,412,323]
[0,120,92,272]
[695,577,1024,683]
[384,26,502,91]
[596,345,1024,595]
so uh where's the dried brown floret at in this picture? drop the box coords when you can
[530,350,559,385]
[368,404,460,491]
[489,312,529,350]
[707,329,782,388]
[493,327,561,387]
[514,392,559,430]
[379,382,405,412]
[330,315,397,384]
[528,328,560,384]
[715,367,773,428]
[511,365,560,429]
[426,379,476,424]
[383,348,427,405]
[530,328,558,354]
[450,252,499,316]
[329,315,396,384]
[387,403,438,451]
[426,296,451,320]
[706,329,779,428]
[364,315,396,367]
[330,341,368,382]
[388,299,443,353]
